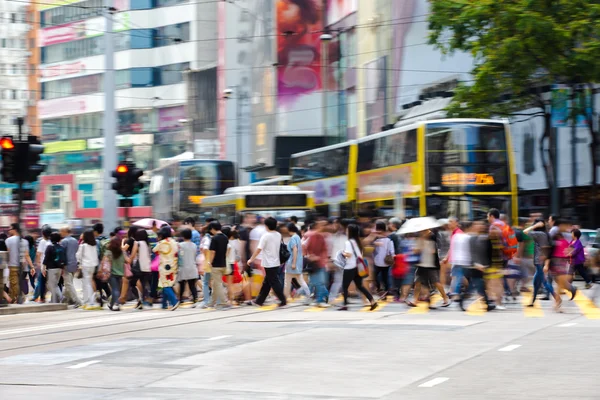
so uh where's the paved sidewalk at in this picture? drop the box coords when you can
[0,303,67,315]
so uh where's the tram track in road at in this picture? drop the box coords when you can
[0,304,303,353]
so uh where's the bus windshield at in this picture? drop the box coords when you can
[291,145,350,182]
[425,122,510,192]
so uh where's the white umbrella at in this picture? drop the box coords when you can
[133,218,169,229]
[397,217,440,235]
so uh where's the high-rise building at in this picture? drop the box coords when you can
[35,0,216,224]
[0,0,30,136]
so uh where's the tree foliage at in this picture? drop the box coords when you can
[428,0,600,114]
[428,0,600,220]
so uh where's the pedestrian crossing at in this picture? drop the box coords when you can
[290,289,600,319]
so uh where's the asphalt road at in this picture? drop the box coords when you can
[1,288,599,400]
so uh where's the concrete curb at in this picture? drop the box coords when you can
[0,303,68,315]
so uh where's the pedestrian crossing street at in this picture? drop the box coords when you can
[78,288,600,319]
[288,290,600,319]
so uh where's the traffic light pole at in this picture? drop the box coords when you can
[102,0,118,232]
[15,119,24,230]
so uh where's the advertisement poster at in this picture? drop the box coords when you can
[326,0,357,25]
[298,176,347,205]
[158,106,186,132]
[276,0,324,136]
[357,166,416,202]
[551,84,570,128]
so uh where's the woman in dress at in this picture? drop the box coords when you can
[153,226,179,310]
[284,223,310,302]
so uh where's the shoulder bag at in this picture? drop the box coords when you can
[351,240,369,277]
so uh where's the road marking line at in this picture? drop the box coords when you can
[419,377,449,388]
[558,322,577,327]
[466,298,485,316]
[407,301,429,314]
[67,360,102,369]
[573,291,600,319]
[521,292,543,318]
[257,304,278,311]
[498,344,521,352]
[206,335,231,341]
[304,306,326,312]
[0,313,149,336]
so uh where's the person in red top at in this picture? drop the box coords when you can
[304,220,330,307]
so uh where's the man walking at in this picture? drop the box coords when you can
[248,217,286,307]
[207,221,229,308]
[304,221,330,307]
[60,226,82,307]
[6,223,34,304]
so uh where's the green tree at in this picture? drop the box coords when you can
[428,0,600,223]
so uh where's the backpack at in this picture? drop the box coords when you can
[53,244,67,268]
[493,221,518,259]
[279,239,291,264]
[97,255,112,282]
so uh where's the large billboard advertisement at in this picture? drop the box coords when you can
[223,0,277,171]
[326,0,357,25]
[276,0,324,136]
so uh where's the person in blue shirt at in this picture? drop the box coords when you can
[183,217,201,256]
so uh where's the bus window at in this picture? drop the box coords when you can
[425,122,510,192]
[426,196,511,222]
[358,129,417,172]
[291,146,350,182]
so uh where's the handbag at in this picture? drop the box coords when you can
[279,240,291,264]
[392,254,408,278]
[350,240,369,277]
[97,255,111,282]
[333,250,347,270]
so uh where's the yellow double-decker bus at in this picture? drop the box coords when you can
[290,118,518,223]
[290,141,357,217]
[199,186,315,225]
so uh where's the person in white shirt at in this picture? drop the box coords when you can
[449,222,473,298]
[248,217,286,307]
[33,226,52,302]
[327,218,348,304]
[76,230,100,309]
[249,218,267,268]
[339,224,377,311]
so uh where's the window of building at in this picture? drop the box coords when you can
[10,13,16,23]
[130,0,154,9]
[130,29,155,49]
[11,64,17,75]
[41,35,130,64]
[1,39,5,48]
[158,62,189,85]
[11,90,17,100]
[155,22,190,47]
[20,39,26,49]
[130,67,154,87]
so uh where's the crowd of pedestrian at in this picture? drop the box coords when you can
[0,209,594,312]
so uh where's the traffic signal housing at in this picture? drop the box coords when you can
[0,136,17,183]
[27,135,46,182]
[111,162,144,198]
[0,135,46,183]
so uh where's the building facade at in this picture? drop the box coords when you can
[34,0,216,223]
[0,0,29,136]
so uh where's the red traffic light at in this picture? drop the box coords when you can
[0,137,14,150]
[116,164,128,174]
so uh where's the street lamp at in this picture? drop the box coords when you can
[223,87,242,184]
[320,33,333,144]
